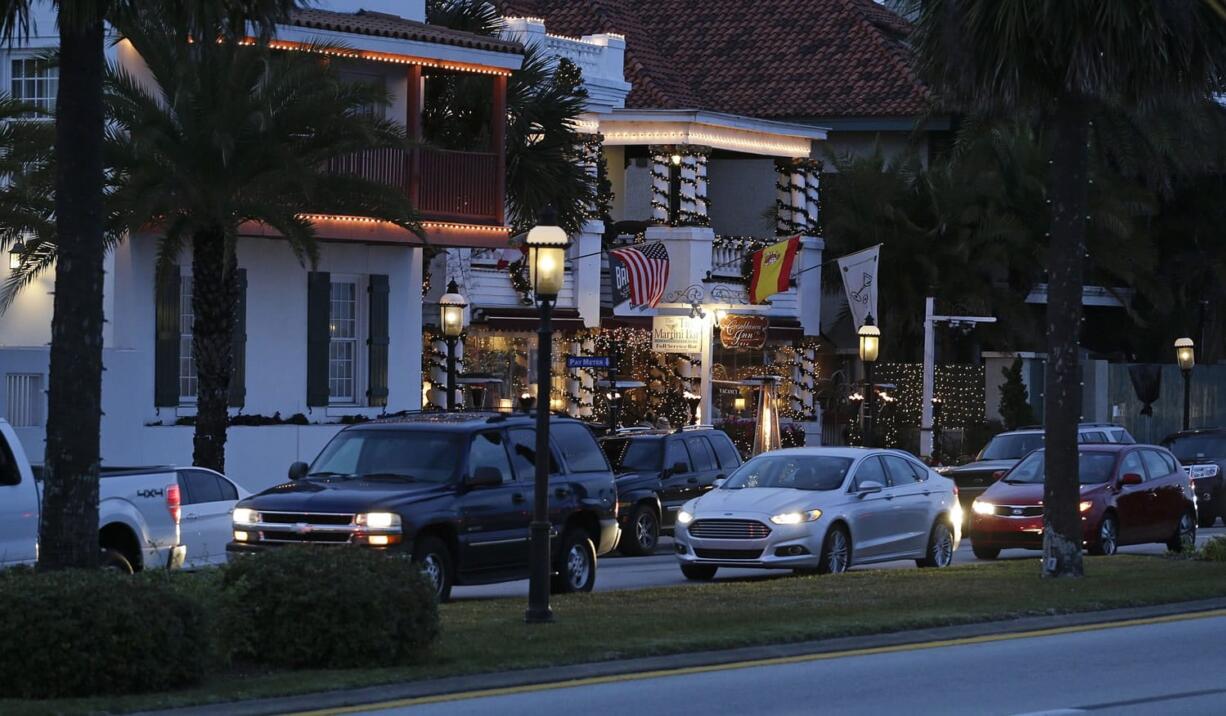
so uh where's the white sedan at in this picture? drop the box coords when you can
[674,447,962,579]
[177,468,249,568]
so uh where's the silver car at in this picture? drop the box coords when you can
[674,447,962,579]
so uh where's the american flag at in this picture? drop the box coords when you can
[609,242,670,308]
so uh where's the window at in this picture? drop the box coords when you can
[710,433,741,469]
[179,275,197,401]
[1159,451,1178,474]
[601,438,661,472]
[328,281,360,403]
[1141,450,1171,480]
[339,70,384,118]
[1081,431,1108,443]
[180,470,223,504]
[723,455,851,491]
[11,58,57,115]
[0,433,20,486]
[852,456,887,490]
[685,436,717,471]
[553,423,609,473]
[508,428,559,481]
[883,456,918,486]
[310,430,462,482]
[468,432,513,484]
[909,461,930,482]
[1119,451,1144,479]
[4,373,43,428]
[664,440,692,473]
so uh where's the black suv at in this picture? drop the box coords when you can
[227,413,620,601]
[599,427,742,555]
[1162,428,1226,528]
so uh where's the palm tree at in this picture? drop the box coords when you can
[106,10,421,474]
[0,0,296,571]
[908,0,1226,577]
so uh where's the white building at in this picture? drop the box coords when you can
[0,1,521,491]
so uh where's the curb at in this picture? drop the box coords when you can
[142,596,1226,716]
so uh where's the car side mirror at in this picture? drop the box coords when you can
[288,461,309,480]
[992,470,1006,480]
[1119,472,1144,486]
[713,478,727,489]
[857,480,884,496]
[466,466,503,488]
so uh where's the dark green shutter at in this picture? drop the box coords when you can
[228,268,248,407]
[306,271,331,407]
[366,274,390,407]
[154,269,181,407]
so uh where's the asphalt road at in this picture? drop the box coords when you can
[356,612,1226,715]
[452,526,1226,601]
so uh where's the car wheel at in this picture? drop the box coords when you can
[551,529,597,594]
[413,535,453,603]
[101,548,134,574]
[971,543,1000,560]
[1089,514,1118,556]
[817,525,851,575]
[1166,511,1196,553]
[619,505,659,556]
[681,564,718,580]
[917,521,955,568]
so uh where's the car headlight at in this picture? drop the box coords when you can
[232,508,260,525]
[677,510,694,525]
[1079,500,1093,513]
[972,500,995,516]
[770,509,823,525]
[356,512,402,530]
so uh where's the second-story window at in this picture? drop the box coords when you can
[11,58,57,116]
[328,280,362,403]
[179,274,197,401]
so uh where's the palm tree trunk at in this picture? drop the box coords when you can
[191,229,237,473]
[38,15,107,571]
[1041,95,1089,578]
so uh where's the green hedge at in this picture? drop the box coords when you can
[0,568,210,698]
[222,546,439,669]
[1201,536,1226,562]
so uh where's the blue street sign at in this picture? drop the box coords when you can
[567,355,611,369]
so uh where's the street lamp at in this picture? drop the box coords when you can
[438,281,467,411]
[8,233,27,270]
[525,206,569,625]
[1175,337,1195,431]
[858,315,880,448]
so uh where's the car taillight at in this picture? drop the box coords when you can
[953,485,959,497]
[166,484,181,524]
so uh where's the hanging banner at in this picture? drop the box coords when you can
[652,315,702,353]
[608,252,633,309]
[837,245,880,329]
[719,314,769,350]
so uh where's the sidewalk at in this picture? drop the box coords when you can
[141,596,1226,716]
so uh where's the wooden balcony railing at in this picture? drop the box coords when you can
[327,146,503,226]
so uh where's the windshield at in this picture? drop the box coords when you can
[1004,450,1117,484]
[601,438,661,472]
[309,430,463,483]
[1161,435,1226,462]
[979,433,1044,461]
[722,455,853,491]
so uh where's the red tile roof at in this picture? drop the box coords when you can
[495,0,927,119]
[289,8,523,55]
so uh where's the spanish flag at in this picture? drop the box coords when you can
[748,236,800,304]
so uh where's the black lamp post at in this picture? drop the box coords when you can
[1175,337,1195,431]
[931,396,944,464]
[438,281,467,411]
[525,207,568,624]
[858,315,880,448]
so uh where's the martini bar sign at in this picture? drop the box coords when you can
[652,315,702,353]
[719,314,769,349]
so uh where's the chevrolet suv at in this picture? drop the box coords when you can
[227,413,620,601]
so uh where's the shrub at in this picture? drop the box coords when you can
[1199,536,1226,562]
[0,568,210,698]
[221,546,439,669]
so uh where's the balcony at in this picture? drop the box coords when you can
[328,146,503,226]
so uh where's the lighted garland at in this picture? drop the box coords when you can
[774,158,823,236]
[580,133,614,224]
[867,363,986,429]
[507,257,533,305]
[713,234,773,283]
[648,145,711,228]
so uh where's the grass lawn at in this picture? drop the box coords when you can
[9,555,1226,715]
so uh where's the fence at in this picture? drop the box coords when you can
[1108,363,1226,444]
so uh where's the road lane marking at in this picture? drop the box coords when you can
[289,609,1226,715]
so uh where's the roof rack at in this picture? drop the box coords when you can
[676,424,715,433]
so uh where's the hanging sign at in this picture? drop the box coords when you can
[567,355,611,369]
[652,315,702,353]
[608,252,633,309]
[719,314,769,350]
[837,245,880,330]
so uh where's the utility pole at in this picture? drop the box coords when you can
[919,297,996,459]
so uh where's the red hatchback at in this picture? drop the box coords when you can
[969,444,1197,559]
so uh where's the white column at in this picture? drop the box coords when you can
[572,221,603,328]
[805,163,822,235]
[695,152,709,223]
[566,339,582,417]
[775,160,793,234]
[579,335,596,418]
[699,314,713,426]
[679,153,698,224]
[789,169,807,234]
[651,150,670,223]
[920,297,936,458]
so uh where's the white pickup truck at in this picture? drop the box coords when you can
[0,418,190,572]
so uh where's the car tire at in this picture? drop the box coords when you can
[413,536,454,603]
[917,521,955,568]
[1166,511,1197,553]
[1089,514,1118,556]
[551,529,597,594]
[817,525,851,575]
[971,543,1000,560]
[101,548,134,574]
[681,564,718,580]
[619,505,659,556]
